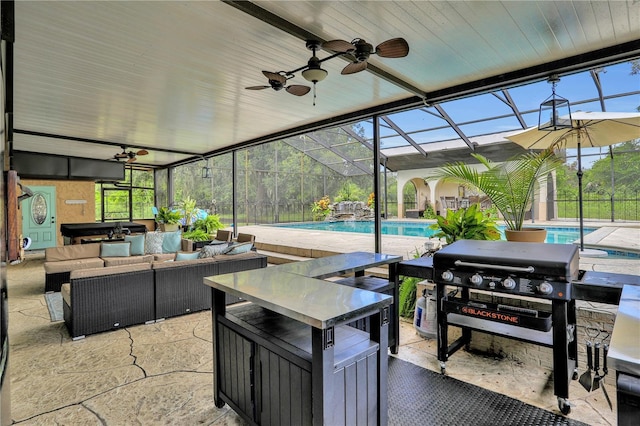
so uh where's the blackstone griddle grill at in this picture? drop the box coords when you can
[433,240,580,414]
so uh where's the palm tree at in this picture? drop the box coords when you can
[433,148,562,232]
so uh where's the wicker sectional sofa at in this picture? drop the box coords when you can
[60,251,267,339]
[153,251,266,320]
[43,239,164,293]
[61,263,156,339]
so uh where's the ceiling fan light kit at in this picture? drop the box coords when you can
[245,37,409,105]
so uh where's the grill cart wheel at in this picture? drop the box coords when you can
[558,397,571,415]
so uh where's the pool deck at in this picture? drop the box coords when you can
[237,220,640,276]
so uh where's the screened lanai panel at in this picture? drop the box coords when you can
[438,93,516,126]
[282,126,374,177]
[380,127,462,149]
[457,116,525,139]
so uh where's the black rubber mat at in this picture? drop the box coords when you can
[388,357,588,426]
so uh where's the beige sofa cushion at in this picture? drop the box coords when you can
[45,244,101,262]
[151,251,261,270]
[70,263,151,280]
[151,255,222,270]
[44,258,104,274]
[102,254,153,267]
[153,253,176,262]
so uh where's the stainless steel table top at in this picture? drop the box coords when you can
[608,284,640,376]
[274,251,402,279]
[204,267,392,329]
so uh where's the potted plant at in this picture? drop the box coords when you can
[194,214,225,234]
[156,207,182,232]
[429,203,501,244]
[433,148,562,242]
[179,196,198,228]
[182,214,226,250]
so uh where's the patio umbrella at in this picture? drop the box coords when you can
[506,111,640,251]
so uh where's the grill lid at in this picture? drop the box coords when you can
[433,240,579,282]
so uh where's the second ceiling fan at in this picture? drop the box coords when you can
[114,146,149,163]
[324,37,409,75]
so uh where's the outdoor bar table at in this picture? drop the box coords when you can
[276,251,402,353]
[204,253,396,426]
[275,251,401,280]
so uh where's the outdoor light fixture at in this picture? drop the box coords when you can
[201,159,211,179]
[538,74,572,131]
[301,42,328,106]
[301,58,328,83]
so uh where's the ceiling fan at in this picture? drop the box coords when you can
[323,37,409,74]
[245,37,409,105]
[245,71,310,96]
[113,146,149,163]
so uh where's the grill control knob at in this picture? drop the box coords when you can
[441,271,454,282]
[469,274,483,286]
[502,277,516,290]
[538,282,553,295]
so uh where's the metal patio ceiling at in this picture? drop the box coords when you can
[8,1,640,169]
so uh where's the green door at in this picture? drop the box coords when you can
[21,186,57,250]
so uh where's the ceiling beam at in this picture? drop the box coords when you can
[12,129,197,156]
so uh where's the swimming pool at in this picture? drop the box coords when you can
[271,220,597,245]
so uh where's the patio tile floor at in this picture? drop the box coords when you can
[9,220,636,425]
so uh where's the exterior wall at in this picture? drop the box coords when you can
[397,166,556,221]
[22,179,96,246]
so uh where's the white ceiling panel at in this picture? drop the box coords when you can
[8,1,640,168]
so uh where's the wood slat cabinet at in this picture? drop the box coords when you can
[217,304,380,426]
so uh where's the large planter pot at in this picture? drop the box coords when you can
[504,228,547,243]
[159,223,180,232]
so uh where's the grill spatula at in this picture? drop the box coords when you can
[579,340,593,392]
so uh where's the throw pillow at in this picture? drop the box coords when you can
[175,251,200,261]
[100,242,131,257]
[162,230,182,253]
[224,242,254,255]
[199,243,229,258]
[209,239,228,245]
[144,232,164,254]
[125,234,145,256]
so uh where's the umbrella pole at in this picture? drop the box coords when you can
[577,132,585,252]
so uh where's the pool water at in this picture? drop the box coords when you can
[272,220,597,245]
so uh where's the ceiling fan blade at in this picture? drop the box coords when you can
[375,38,409,58]
[341,61,367,75]
[126,157,137,163]
[136,149,149,156]
[286,85,311,96]
[262,71,286,84]
[246,85,271,90]
[323,39,355,53]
